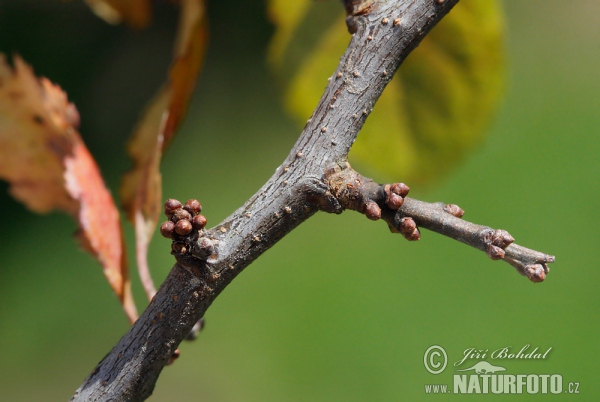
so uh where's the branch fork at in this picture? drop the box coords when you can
[73,0,555,399]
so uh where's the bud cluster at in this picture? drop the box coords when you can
[160,198,207,240]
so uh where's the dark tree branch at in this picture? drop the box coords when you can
[72,0,553,400]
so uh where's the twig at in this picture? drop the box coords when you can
[134,211,157,301]
[325,165,555,282]
[396,198,554,281]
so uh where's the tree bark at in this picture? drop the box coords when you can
[72,0,552,400]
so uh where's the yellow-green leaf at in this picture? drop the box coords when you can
[267,0,505,185]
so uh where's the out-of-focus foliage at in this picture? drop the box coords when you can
[85,0,152,28]
[268,0,505,184]
[0,55,136,322]
[0,0,208,320]
[119,0,207,299]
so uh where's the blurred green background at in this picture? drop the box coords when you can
[0,0,598,400]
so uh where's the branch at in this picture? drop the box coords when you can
[325,165,555,282]
[71,0,554,400]
[395,199,554,281]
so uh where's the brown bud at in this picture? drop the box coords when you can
[525,264,546,283]
[164,198,182,217]
[166,349,180,366]
[160,221,175,238]
[486,244,505,260]
[175,220,193,236]
[365,201,381,221]
[386,192,404,210]
[399,217,420,241]
[171,208,192,223]
[405,228,421,241]
[399,217,416,233]
[196,237,215,259]
[443,204,464,218]
[542,263,551,274]
[390,182,410,197]
[491,229,514,248]
[184,199,202,215]
[192,214,207,230]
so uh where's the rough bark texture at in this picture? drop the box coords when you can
[72,0,552,400]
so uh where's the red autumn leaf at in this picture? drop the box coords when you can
[120,0,208,300]
[0,55,137,323]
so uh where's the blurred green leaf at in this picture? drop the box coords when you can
[267,0,505,184]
